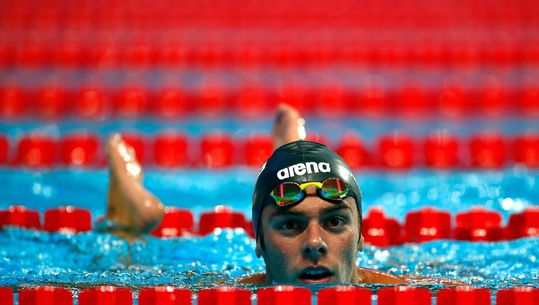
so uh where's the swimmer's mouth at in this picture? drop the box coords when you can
[298,267,334,284]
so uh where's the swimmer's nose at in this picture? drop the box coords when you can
[302,222,328,261]
[304,185,317,195]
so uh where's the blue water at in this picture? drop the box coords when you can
[0,168,538,291]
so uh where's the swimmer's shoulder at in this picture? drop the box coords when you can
[355,267,407,284]
[236,272,266,284]
[355,267,468,286]
[235,269,468,286]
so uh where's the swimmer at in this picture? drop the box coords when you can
[103,103,465,285]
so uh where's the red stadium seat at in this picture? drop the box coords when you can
[454,207,504,241]
[15,135,57,168]
[44,206,92,233]
[153,132,189,167]
[514,132,539,167]
[469,131,506,168]
[200,132,234,168]
[424,130,459,168]
[60,133,100,167]
[378,132,415,170]
[404,207,451,242]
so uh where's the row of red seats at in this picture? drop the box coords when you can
[2,42,539,68]
[1,130,538,169]
[1,86,538,119]
[1,285,537,305]
[1,204,537,244]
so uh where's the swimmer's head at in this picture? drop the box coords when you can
[252,140,363,284]
[252,140,362,240]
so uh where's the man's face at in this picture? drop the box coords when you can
[256,185,363,284]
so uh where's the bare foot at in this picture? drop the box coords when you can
[272,103,306,148]
[105,134,164,240]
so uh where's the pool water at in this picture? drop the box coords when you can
[0,167,538,291]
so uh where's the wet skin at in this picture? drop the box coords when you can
[256,185,364,284]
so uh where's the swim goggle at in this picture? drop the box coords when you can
[270,177,351,207]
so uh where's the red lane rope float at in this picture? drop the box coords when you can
[138,286,192,305]
[506,208,539,239]
[44,206,92,233]
[377,286,431,305]
[514,132,539,168]
[469,131,507,169]
[243,134,273,168]
[378,132,415,170]
[0,287,13,305]
[74,88,107,120]
[437,287,491,305]
[14,134,57,168]
[257,286,312,305]
[454,207,504,241]
[336,132,370,169]
[404,207,451,243]
[200,132,234,169]
[60,133,101,167]
[0,205,40,230]
[362,207,402,247]
[198,205,248,236]
[151,207,194,238]
[496,287,539,305]
[153,132,189,168]
[198,287,251,305]
[78,286,133,305]
[317,286,372,305]
[19,286,73,305]
[424,130,460,169]
[0,134,8,165]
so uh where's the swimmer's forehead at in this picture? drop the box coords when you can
[264,197,357,219]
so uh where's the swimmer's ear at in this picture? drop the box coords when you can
[255,237,262,258]
[358,234,364,252]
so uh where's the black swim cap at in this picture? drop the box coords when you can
[252,140,362,239]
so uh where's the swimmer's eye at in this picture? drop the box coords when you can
[278,220,301,231]
[325,216,346,229]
